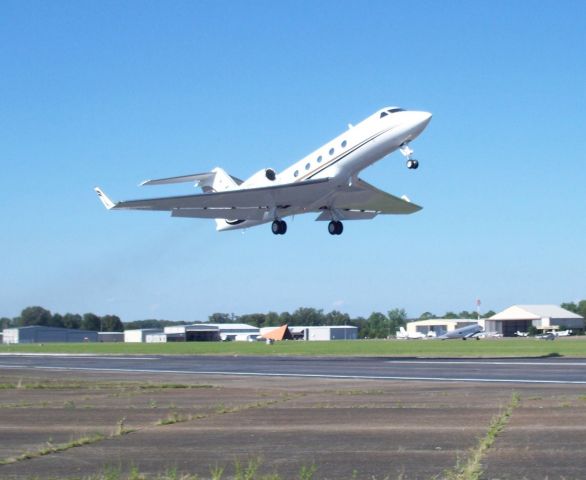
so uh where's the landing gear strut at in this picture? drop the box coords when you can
[328,220,343,235]
[271,220,287,235]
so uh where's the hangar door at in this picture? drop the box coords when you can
[502,320,532,337]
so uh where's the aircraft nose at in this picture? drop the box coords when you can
[416,111,432,128]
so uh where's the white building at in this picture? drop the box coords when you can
[206,323,260,341]
[164,325,220,342]
[486,305,584,337]
[287,326,358,341]
[406,319,479,337]
[124,329,162,343]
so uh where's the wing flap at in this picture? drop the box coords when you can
[331,179,422,215]
[171,208,268,220]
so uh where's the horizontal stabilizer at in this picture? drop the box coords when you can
[140,172,216,187]
[94,187,115,210]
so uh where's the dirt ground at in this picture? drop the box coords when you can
[0,369,585,479]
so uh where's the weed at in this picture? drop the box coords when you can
[298,463,317,480]
[442,392,520,480]
[210,464,225,480]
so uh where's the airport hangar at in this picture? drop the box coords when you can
[405,305,584,338]
[483,305,584,336]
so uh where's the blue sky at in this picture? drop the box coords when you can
[1,1,585,321]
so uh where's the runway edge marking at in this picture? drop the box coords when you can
[16,365,586,385]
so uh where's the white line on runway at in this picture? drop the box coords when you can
[387,360,586,367]
[17,365,586,385]
[0,355,156,360]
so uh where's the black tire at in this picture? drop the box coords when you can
[335,221,344,235]
[328,221,337,235]
[412,159,419,169]
[271,220,281,235]
[279,220,287,235]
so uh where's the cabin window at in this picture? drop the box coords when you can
[294,170,299,177]
[305,162,310,170]
[341,140,347,148]
[329,147,334,155]
[317,155,322,163]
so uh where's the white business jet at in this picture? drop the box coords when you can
[95,107,432,235]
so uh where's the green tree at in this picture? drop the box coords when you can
[561,302,578,313]
[0,317,12,329]
[419,311,435,320]
[387,308,407,336]
[238,313,267,328]
[48,313,64,328]
[264,311,282,327]
[100,315,123,332]
[290,308,324,326]
[324,310,351,326]
[482,310,496,318]
[19,306,52,326]
[208,313,235,323]
[81,313,101,331]
[364,312,388,338]
[443,311,458,319]
[62,313,82,329]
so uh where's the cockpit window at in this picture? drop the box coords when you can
[379,111,388,118]
[388,108,405,113]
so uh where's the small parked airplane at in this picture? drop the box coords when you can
[438,324,483,340]
[396,327,426,340]
[95,107,432,235]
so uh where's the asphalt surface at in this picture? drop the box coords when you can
[2,354,586,384]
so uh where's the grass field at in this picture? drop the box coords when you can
[1,337,585,357]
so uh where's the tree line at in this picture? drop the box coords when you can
[2,301,585,339]
[0,306,123,332]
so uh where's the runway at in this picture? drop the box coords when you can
[2,354,586,384]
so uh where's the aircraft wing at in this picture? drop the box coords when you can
[315,178,421,220]
[94,178,332,221]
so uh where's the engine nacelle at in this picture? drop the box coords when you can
[241,168,277,188]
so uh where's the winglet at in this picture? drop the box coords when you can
[94,187,116,210]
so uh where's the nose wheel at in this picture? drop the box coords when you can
[271,220,287,235]
[328,220,343,235]
[406,159,419,169]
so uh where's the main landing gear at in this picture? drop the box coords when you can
[328,220,343,235]
[400,143,419,170]
[271,219,287,235]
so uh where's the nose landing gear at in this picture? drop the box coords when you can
[406,159,419,169]
[328,220,343,235]
[400,143,420,170]
[271,220,287,235]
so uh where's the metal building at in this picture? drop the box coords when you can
[288,326,358,341]
[206,323,260,341]
[406,319,478,337]
[98,332,124,342]
[485,305,584,337]
[163,325,221,342]
[124,329,163,343]
[2,326,98,344]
